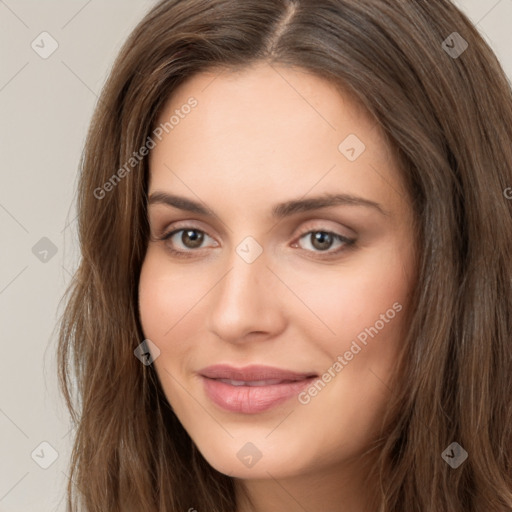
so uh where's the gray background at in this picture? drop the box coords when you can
[0,1,510,510]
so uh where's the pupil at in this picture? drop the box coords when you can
[183,230,203,248]
[312,232,332,251]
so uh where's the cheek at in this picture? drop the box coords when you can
[138,251,205,407]
[138,249,208,343]
[281,241,413,353]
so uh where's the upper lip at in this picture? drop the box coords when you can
[199,364,317,382]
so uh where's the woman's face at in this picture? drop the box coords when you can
[139,62,416,481]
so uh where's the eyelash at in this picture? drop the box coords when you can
[156,224,356,260]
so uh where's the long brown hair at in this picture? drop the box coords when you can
[57,0,512,510]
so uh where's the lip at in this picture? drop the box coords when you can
[199,364,318,414]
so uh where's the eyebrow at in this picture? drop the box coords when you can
[147,191,388,217]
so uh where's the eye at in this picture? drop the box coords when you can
[159,227,217,257]
[156,225,356,259]
[294,229,355,256]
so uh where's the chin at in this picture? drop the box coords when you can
[192,433,315,480]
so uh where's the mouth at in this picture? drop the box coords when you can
[199,364,318,414]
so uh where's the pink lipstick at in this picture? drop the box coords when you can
[199,364,317,414]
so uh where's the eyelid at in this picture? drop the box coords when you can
[158,218,355,239]
[292,219,355,240]
[155,219,214,240]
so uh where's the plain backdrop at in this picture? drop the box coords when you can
[0,1,511,510]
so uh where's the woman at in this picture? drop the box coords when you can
[57,0,512,510]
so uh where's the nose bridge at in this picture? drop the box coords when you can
[220,235,269,307]
[206,234,283,342]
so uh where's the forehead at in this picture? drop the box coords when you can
[154,61,378,149]
[148,62,406,216]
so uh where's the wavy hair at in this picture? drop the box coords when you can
[57,0,512,510]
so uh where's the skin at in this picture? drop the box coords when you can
[138,61,417,512]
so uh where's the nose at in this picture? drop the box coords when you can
[205,243,286,345]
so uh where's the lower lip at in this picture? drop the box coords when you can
[201,376,316,414]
